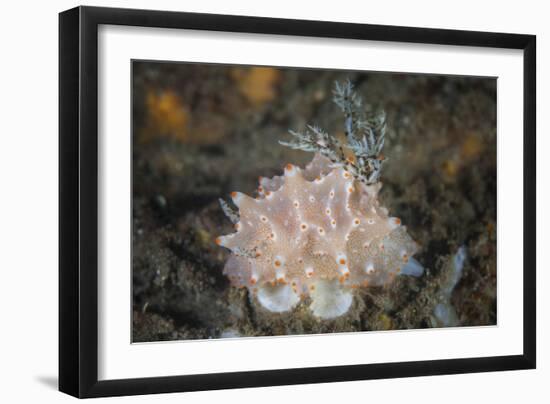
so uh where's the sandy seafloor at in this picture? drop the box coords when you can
[131,62,496,342]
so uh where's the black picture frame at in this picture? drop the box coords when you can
[59,5,536,398]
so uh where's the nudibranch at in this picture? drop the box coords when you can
[216,153,423,319]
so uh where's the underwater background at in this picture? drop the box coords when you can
[131,61,496,341]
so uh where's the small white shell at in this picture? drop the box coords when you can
[309,280,353,319]
[257,284,300,313]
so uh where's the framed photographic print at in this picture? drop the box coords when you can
[59,6,536,398]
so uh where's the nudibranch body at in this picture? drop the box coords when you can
[216,154,423,319]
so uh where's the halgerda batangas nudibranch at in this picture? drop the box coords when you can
[216,80,424,319]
